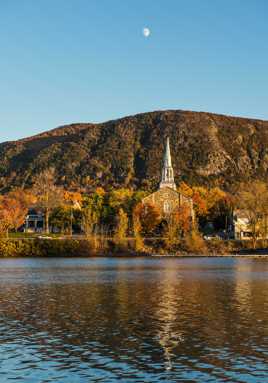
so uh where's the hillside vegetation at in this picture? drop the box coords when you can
[1,109,268,192]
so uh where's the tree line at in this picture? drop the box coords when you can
[0,168,268,250]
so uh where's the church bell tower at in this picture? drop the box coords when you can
[159,137,177,191]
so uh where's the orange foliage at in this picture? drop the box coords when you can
[175,204,192,234]
[134,202,161,234]
[192,190,208,217]
[177,182,194,198]
[64,191,82,207]
[95,187,106,197]
[0,189,35,234]
[179,182,230,218]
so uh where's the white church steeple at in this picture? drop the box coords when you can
[159,137,177,190]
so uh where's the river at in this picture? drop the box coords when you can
[0,257,267,382]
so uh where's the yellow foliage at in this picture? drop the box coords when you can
[184,230,207,254]
[177,182,193,198]
[95,187,106,197]
[114,208,129,243]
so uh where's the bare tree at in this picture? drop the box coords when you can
[33,168,63,233]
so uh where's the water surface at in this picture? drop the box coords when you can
[0,257,267,382]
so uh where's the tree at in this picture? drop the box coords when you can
[178,183,209,219]
[82,188,106,237]
[9,189,36,232]
[50,206,71,234]
[236,181,268,248]
[64,191,82,207]
[132,204,144,251]
[165,204,192,248]
[114,208,128,245]
[137,203,161,235]
[0,196,13,237]
[177,182,194,198]
[63,191,82,235]
[108,188,134,217]
[192,188,208,217]
[179,184,233,233]
[183,229,207,254]
[0,189,35,236]
[82,205,98,238]
[33,168,63,233]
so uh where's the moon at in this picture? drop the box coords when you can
[143,27,151,37]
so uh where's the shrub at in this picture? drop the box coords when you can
[183,230,207,254]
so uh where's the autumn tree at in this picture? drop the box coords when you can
[0,189,35,237]
[178,182,232,232]
[64,191,82,207]
[82,187,106,236]
[177,182,194,199]
[49,207,70,234]
[236,181,268,248]
[109,188,133,212]
[178,183,209,218]
[63,191,82,235]
[183,229,207,254]
[82,205,98,238]
[0,196,13,237]
[114,208,129,245]
[137,203,161,235]
[165,204,192,248]
[132,203,144,251]
[33,168,63,233]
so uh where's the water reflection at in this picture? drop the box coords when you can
[154,264,183,371]
[0,257,267,382]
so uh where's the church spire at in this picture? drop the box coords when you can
[159,137,177,190]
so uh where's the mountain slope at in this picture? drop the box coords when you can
[1,109,268,192]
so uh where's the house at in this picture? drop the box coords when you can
[232,209,268,240]
[142,137,194,221]
[232,210,251,239]
[24,209,44,233]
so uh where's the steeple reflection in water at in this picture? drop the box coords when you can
[154,264,184,371]
[0,257,267,382]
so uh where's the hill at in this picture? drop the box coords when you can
[1,109,268,193]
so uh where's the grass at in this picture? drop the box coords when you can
[7,232,62,239]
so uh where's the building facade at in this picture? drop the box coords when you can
[142,137,194,220]
[24,209,44,233]
[232,209,268,240]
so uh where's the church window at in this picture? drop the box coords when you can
[164,201,170,213]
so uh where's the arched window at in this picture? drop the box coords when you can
[164,201,170,214]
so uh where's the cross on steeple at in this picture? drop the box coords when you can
[159,137,177,190]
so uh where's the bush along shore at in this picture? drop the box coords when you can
[0,238,149,258]
[0,237,268,257]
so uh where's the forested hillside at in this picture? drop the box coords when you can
[1,109,268,192]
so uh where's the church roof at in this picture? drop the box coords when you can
[143,186,192,202]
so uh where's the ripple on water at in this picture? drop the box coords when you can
[0,257,267,382]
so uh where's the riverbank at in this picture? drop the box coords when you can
[0,237,268,257]
[0,238,149,257]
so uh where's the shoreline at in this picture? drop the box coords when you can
[151,254,268,258]
[0,237,268,258]
[0,255,267,259]
[0,252,268,259]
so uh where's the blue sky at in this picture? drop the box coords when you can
[0,0,268,142]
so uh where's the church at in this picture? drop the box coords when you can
[142,137,194,221]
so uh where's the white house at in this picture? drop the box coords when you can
[232,209,268,240]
